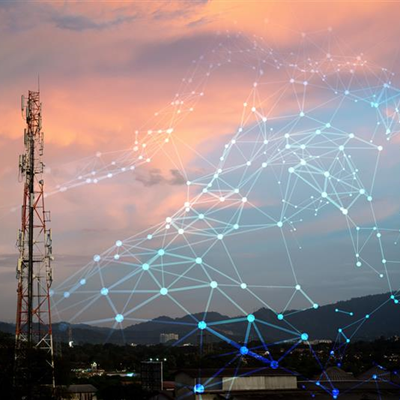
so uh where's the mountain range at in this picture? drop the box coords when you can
[0,292,398,345]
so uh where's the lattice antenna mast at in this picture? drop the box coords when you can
[14,90,55,392]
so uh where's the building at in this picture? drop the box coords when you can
[175,368,297,399]
[160,333,179,343]
[142,361,164,391]
[66,384,98,400]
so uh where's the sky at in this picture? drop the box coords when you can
[1,1,400,324]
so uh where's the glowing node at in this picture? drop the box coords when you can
[301,333,309,341]
[240,346,249,355]
[324,171,330,178]
[80,279,86,285]
[288,167,295,174]
[321,192,327,198]
[299,111,305,117]
[116,240,122,247]
[277,221,283,228]
[277,314,284,320]
[242,197,247,203]
[142,263,149,271]
[193,384,204,394]
[240,283,247,289]
[341,208,348,215]
[147,234,153,240]
[313,304,319,309]
[210,281,218,289]
[199,214,205,219]
[217,234,223,240]
[198,321,207,330]
[160,287,168,296]
[93,255,101,262]
[114,254,120,260]
[295,284,301,290]
[63,292,70,298]
[271,361,279,369]
[195,257,202,264]
[101,288,109,296]
[247,314,255,323]
[178,228,184,234]
[166,217,172,223]
[233,224,239,230]
[158,249,165,256]
[115,314,124,323]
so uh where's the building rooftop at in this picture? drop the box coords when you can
[67,384,98,393]
[175,367,294,378]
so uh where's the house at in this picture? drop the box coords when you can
[66,384,98,400]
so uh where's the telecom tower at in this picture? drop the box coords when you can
[14,90,55,394]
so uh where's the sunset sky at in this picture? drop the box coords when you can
[1,1,400,323]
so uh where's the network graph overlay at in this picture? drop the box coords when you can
[52,33,400,398]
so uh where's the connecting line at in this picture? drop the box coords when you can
[47,34,400,400]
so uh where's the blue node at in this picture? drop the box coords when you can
[332,388,339,398]
[63,292,70,298]
[372,374,377,380]
[233,224,239,230]
[142,263,149,271]
[277,314,284,320]
[93,254,101,262]
[80,279,86,285]
[271,360,279,369]
[247,314,255,323]
[301,333,309,341]
[198,321,207,330]
[147,234,153,240]
[198,214,205,220]
[195,257,202,264]
[115,314,124,323]
[193,384,204,394]
[116,240,122,247]
[101,287,109,296]
[158,249,165,256]
[240,346,249,355]
[160,287,168,296]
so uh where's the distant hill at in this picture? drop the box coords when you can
[0,292,398,345]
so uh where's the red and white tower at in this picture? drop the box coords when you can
[14,90,55,393]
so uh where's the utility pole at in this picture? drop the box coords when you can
[14,90,55,398]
